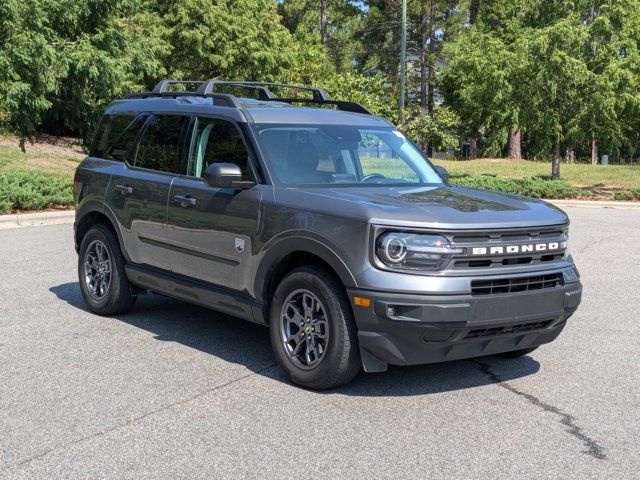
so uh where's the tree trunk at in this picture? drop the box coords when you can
[420,2,427,111]
[566,148,575,164]
[508,127,522,159]
[591,135,597,164]
[469,0,480,25]
[320,0,328,47]
[427,0,437,117]
[469,137,478,160]
[552,141,561,180]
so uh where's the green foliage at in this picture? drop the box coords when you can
[0,0,170,144]
[450,174,584,199]
[320,73,401,124]
[442,0,640,171]
[441,28,525,152]
[1,0,640,173]
[613,188,640,201]
[0,170,73,214]
[404,106,460,153]
[278,0,365,72]
[160,0,297,81]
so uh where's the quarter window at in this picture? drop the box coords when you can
[187,117,250,178]
[134,115,188,173]
[91,113,146,161]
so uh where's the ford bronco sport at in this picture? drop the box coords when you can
[74,80,582,389]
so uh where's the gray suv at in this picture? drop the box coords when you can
[74,80,582,389]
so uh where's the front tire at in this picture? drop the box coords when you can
[78,224,136,315]
[269,266,360,390]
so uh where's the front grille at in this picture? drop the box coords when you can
[445,225,568,270]
[464,319,553,339]
[471,273,563,295]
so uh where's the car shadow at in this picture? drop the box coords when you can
[50,282,541,397]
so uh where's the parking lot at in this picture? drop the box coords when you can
[0,206,638,479]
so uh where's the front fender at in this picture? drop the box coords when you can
[253,232,358,302]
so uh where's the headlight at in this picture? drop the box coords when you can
[376,232,463,271]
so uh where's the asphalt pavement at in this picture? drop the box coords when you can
[0,207,638,479]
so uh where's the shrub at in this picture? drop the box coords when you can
[613,189,640,201]
[0,170,73,214]
[449,174,584,199]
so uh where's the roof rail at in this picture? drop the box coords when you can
[269,98,372,115]
[124,90,240,108]
[152,79,205,93]
[126,79,372,114]
[196,81,275,100]
[197,80,330,102]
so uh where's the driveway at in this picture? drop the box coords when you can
[0,207,638,478]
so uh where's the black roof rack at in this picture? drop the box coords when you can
[125,79,371,114]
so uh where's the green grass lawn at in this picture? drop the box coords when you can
[0,138,82,214]
[433,159,640,189]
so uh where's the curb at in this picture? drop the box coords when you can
[0,210,75,229]
[549,199,640,210]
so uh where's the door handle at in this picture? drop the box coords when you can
[173,195,197,207]
[115,184,133,195]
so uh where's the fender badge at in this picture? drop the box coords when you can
[235,238,245,253]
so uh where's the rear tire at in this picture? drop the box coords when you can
[269,266,360,390]
[78,224,136,315]
[494,346,538,358]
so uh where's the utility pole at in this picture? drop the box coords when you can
[398,0,407,111]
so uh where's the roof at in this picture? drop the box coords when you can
[105,96,393,127]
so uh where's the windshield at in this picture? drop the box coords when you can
[251,124,443,187]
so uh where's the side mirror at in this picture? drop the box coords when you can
[203,163,255,190]
[435,165,449,183]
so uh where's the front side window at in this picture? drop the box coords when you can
[134,114,188,173]
[187,117,250,178]
[251,124,442,187]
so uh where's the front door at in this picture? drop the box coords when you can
[165,116,262,292]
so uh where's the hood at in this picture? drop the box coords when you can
[274,185,568,230]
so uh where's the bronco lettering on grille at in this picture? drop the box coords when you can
[471,241,566,256]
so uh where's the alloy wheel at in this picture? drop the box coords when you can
[83,240,112,300]
[280,289,329,370]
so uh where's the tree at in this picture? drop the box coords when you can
[321,0,328,47]
[442,29,526,159]
[526,17,594,179]
[158,0,297,81]
[279,0,365,72]
[405,105,460,154]
[0,0,169,144]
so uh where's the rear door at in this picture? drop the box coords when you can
[105,113,189,271]
[165,116,262,291]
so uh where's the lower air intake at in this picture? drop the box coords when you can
[471,273,563,295]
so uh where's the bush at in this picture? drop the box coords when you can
[450,174,584,199]
[613,189,640,201]
[0,170,73,214]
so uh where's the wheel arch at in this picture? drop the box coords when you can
[253,237,358,324]
[75,207,126,260]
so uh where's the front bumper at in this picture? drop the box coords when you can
[347,278,582,372]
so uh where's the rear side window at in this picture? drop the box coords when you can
[90,113,148,161]
[134,115,189,174]
[109,115,147,161]
[91,114,137,159]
